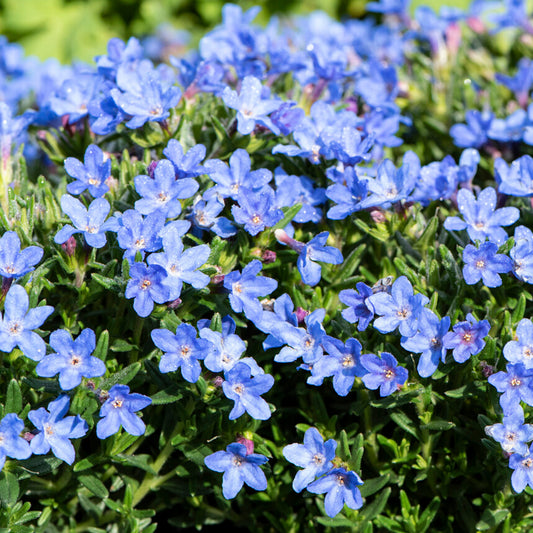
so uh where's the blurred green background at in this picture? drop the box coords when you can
[2,0,477,64]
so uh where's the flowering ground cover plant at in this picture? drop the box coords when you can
[3,0,533,531]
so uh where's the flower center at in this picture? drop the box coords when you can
[384,369,395,380]
[396,308,409,319]
[134,238,145,249]
[252,215,262,225]
[312,453,325,465]
[476,260,485,269]
[8,322,22,335]
[462,332,472,343]
[140,279,152,290]
[511,377,522,387]
[44,423,54,436]
[342,355,354,367]
[112,399,123,408]
[70,355,82,366]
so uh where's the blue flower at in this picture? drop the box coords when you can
[54,195,119,249]
[125,262,170,318]
[462,242,513,287]
[221,361,274,420]
[204,442,268,500]
[223,259,278,324]
[189,197,237,238]
[360,352,408,397]
[495,155,533,197]
[64,144,111,198]
[496,58,533,107]
[111,61,181,129]
[485,410,533,455]
[504,318,533,368]
[0,284,54,361]
[147,226,210,301]
[511,225,533,283]
[449,110,493,148]
[509,444,533,493]
[199,325,248,374]
[307,336,367,396]
[134,159,199,218]
[28,395,88,465]
[283,427,337,493]
[326,166,368,220]
[367,275,429,337]
[401,309,450,378]
[96,384,152,439]
[306,467,364,518]
[116,210,165,263]
[203,149,272,201]
[488,363,533,416]
[35,328,106,390]
[339,282,375,332]
[442,313,490,364]
[162,139,207,179]
[0,413,31,470]
[444,187,519,245]
[358,151,420,210]
[151,323,211,383]
[232,186,283,236]
[0,231,43,279]
[222,75,282,135]
[275,230,343,287]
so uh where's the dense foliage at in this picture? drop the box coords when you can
[1,1,533,532]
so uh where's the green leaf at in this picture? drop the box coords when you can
[112,454,156,475]
[512,292,527,325]
[360,487,392,522]
[414,216,439,252]
[94,330,109,362]
[419,496,440,533]
[0,471,19,506]
[476,509,510,531]
[150,385,183,405]
[110,339,135,353]
[73,454,104,473]
[390,412,419,440]
[420,419,455,431]
[91,273,123,293]
[359,473,390,498]
[99,362,142,389]
[5,379,22,414]
[78,474,109,499]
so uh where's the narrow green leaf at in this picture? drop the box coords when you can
[512,292,526,325]
[414,216,439,252]
[5,379,22,414]
[79,475,109,499]
[390,412,419,440]
[94,330,109,362]
[99,362,142,389]
[359,473,390,498]
[0,471,19,506]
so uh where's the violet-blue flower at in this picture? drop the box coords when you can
[360,352,408,397]
[223,259,278,324]
[306,467,364,518]
[488,363,533,415]
[0,413,31,470]
[444,187,519,245]
[204,442,268,500]
[0,284,54,361]
[162,139,207,179]
[485,410,533,455]
[203,149,272,201]
[367,275,429,337]
[339,282,375,332]
[509,444,533,493]
[134,159,199,218]
[96,384,152,439]
[221,361,274,420]
[449,110,494,148]
[54,195,119,249]
[152,323,211,383]
[462,242,513,287]
[442,313,490,364]
[147,225,210,301]
[307,336,367,396]
[0,231,43,279]
[222,75,282,135]
[28,395,88,465]
[125,262,170,318]
[400,309,450,378]
[232,186,283,236]
[64,144,111,198]
[504,318,533,368]
[283,427,337,493]
[35,328,106,390]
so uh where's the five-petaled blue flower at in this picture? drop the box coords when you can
[28,395,88,465]
[442,313,490,364]
[462,241,513,287]
[0,413,31,471]
[360,352,408,397]
[222,361,274,420]
[0,284,54,361]
[0,231,43,279]
[444,187,519,245]
[64,144,111,198]
[204,441,268,500]
[283,427,337,493]
[96,384,152,439]
[306,467,364,518]
[35,328,106,390]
